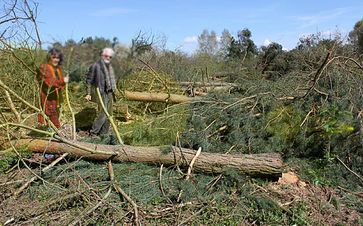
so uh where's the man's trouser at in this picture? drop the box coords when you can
[90,92,113,135]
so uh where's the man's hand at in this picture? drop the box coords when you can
[85,94,92,101]
[64,76,70,83]
[115,89,122,98]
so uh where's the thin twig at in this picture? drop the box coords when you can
[65,83,76,140]
[159,164,166,197]
[302,51,333,98]
[178,206,206,226]
[158,164,172,203]
[4,90,21,122]
[336,157,363,184]
[300,108,314,127]
[13,153,69,197]
[107,161,140,226]
[0,79,58,132]
[1,122,117,155]
[337,186,363,198]
[95,87,123,145]
[64,46,76,140]
[5,132,66,195]
[185,147,201,181]
[68,186,113,226]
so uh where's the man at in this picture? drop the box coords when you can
[85,48,118,136]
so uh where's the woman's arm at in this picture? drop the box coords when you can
[39,64,65,88]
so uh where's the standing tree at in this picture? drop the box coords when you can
[227,28,257,61]
[258,42,284,74]
[348,18,363,54]
[218,29,233,59]
[197,29,218,56]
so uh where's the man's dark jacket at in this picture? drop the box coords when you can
[86,60,119,103]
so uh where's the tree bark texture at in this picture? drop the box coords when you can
[15,139,283,177]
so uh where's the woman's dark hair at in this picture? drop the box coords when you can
[46,48,64,65]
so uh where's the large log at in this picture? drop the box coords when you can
[179,81,238,87]
[15,139,283,177]
[124,91,194,104]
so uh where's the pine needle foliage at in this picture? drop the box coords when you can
[0,147,32,172]
[13,160,320,225]
[120,104,188,146]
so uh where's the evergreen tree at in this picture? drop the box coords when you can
[348,18,363,54]
[227,28,257,60]
[259,42,283,74]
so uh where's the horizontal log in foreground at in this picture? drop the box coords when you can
[15,138,283,177]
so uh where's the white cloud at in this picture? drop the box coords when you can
[183,36,198,44]
[298,27,346,42]
[90,8,135,17]
[294,7,351,28]
[263,39,271,46]
[282,46,290,51]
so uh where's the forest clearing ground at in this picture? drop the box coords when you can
[0,161,361,225]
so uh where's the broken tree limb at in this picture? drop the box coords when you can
[13,153,69,197]
[15,138,283,177]
[96,88,123,144]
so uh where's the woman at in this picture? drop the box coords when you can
[37,48,69,129]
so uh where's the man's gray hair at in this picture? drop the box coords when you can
[102,47,115,56]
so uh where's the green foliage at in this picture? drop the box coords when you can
[349,18,363,54]
[227,28,257,60]
[266,105,302,142]
[150,50,199,82]
[218,29,233,59]
[116,68,189,146]
[121,105,187,146]
[0,48,43,106]
[0,148,32,172]
[257,42,289,79]
[306,104,356,159]
[2,22,363,225]
[9,158,353,225]
[288,157,362,190]
[319,106,354,136]
[181,90,274,154]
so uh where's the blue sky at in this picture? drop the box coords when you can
[36,0,363,53]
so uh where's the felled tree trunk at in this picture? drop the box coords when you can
[179,82,238,87]
[15,138,283,177]
[124,91,195,103]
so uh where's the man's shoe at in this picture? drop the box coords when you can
[44,154,56,162]
[89,133,100,140]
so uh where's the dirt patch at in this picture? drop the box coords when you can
[268,171,361,226]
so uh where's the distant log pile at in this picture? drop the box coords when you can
[123,81,239,103]
[124,91,194,103]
